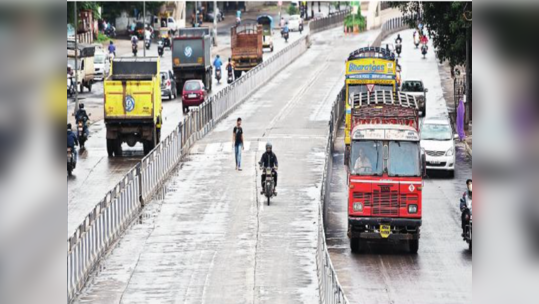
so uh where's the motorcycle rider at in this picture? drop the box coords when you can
[460,179,472,237]
[75,103,90,137]
[226,57,234,83]
[259,142,278,195]
[67,123,79,163]
[131,35,139,55]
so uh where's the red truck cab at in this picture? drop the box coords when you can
[347,90,426,254]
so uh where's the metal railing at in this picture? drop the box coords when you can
[67,12,348,303]
[310,10,349,34]
[318,88,348,304]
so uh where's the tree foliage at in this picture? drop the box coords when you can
[67,1,165,25]
[389,1,471,68]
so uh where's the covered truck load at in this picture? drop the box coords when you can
[231,21,263,78]
[172,27,212,92]
[104,57,162,156]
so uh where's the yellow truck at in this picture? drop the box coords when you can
[344,47,398,164]
[104,57,162,156]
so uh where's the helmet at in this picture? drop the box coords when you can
[67,123,72,130]
[216,54,220,58]
[79,103,84,109]
[110,41,113,44]
[266,142,272,151]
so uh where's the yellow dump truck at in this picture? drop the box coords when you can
[104,57,162,156]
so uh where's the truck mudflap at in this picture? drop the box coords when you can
[348,217,421,240]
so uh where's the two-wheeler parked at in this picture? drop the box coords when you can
[461,195,473,252]
[157,40,164,57]
[215,68,222,84]
[67,147,76,176]
[145,37,151,50]
[421,44,428,59]
[260,164,277,206]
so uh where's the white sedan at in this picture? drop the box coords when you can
[420,117,457,177]
[288,15,302,32]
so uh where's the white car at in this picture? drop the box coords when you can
[93,51,109,81]
[420,117,456,177]
[288,15,302,32]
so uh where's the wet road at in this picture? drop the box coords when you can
[73,27,381,303]
[325,29,472,304]
[67,26,309,237]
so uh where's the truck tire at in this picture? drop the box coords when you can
[350,238,361,253]
[234,70,242,80]
[114,139,122,157]
[87,80,92,92]
[409,240,419,254]
[106,139,114,157]
[80,81,84,93]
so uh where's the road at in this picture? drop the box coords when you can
[325,29,473,304]
[73,27,381,303]
[67,22,309,238]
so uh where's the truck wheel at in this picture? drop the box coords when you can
[114,139,122,157]
[87,81,92,92]
[469,241,472,252]
[79,81,84,93]
[409,240,419,254]
[234,70,242,79]
[106,139,114,157]
[350,238,361,253]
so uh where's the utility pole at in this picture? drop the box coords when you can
[213,0,218,46]
[74,1,79,115]
[465,25,472,129]
[143,1,146,57]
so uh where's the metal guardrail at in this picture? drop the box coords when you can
[67,13,347,303]
[317,88,348,304]
[310,10,349,34]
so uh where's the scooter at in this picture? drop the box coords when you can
[227,67,234,84]
[145,37,151,50]
[284,31,289,43]
[260,164,277,206]
[132,43,138,57]
[421,44,428,59]
[299,23,304,34]
[461,195,472,252]
[77,119,88,149]
[215,68,222,84]
[396,43,402,57]
[157,40,164,57]
[67,147,76,176]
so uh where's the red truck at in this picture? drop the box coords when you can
[231,22,263,79]
[346,90,426,254]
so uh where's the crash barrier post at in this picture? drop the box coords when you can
[317,88,349,304]
[67,12,348,303]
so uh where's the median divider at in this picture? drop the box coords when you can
[67,12,349,303]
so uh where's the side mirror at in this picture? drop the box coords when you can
[453,134,459,140]
[424,88,428,93]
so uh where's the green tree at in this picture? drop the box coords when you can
[288,4,299,16]
[67,2,101,25]
[389,1,471,68]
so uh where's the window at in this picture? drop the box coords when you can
[184,81,201,91]
[402,81,424,92]
[388,141,420,177]
[350,141,384,176]
[421,123,452,141]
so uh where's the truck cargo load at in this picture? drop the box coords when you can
[172,27,212,92]
[231,21,263,78]
[104,57,162,156]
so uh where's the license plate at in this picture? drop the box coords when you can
[188,94,196,98]
[380,225,391,239]
[430,161,441,164]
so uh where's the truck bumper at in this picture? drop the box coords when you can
[348,217,421,240]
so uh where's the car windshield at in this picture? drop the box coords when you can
[185,82,201,91]
[350,141,384,176]
[290,16,299,21]
[402,81,424,92]
[94,54,106,64]
[67,57,80,70]
[421,123,452,141]
[388,141,420,177]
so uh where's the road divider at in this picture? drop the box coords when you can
[67,11,348,303]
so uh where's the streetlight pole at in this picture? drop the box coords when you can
[213,0,218,46]
[74,1,79,115]
[143,1,146,57]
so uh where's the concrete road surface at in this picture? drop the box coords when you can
[67,23,309,238]
[325,29,473,304]
[73,27,381,303]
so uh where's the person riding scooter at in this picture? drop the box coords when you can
[157,39,164,57]
[131,35,138,56]
[75,103,90,137]
[282,22,290,43]
[213,55,223,84]
[460,179,472,237]
[226,58,234,84]
[67,123,79,163]
[259,142,278,195]
[395,34,402,44]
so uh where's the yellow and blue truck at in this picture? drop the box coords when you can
[104,57,162,156]
[344,47,398,164]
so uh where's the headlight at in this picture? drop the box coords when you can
[353,202,363,212]
[408,204,418,214]
[446,147,455,156]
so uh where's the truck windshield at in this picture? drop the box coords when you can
[94,54,106,64]
[350,141,383,176]
[348,84,394,96]
[388,141,420,177]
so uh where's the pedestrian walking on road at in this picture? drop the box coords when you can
[232,117,244,171]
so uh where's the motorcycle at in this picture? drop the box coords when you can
[421,44,428,59]
[157,40,164,57]
[461,195,472,252]
[396,43,402,57]
[215,68,222,84]
[77,120,88,149]
[299,23,304,34]
[67,75,75,97]
[67,147,76,176]
[145,37,151,50]
[104,26,116,38]
[227,67,234,84]
[260,164,277,206]
[284,31,289,43]
[132,43,138,57]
